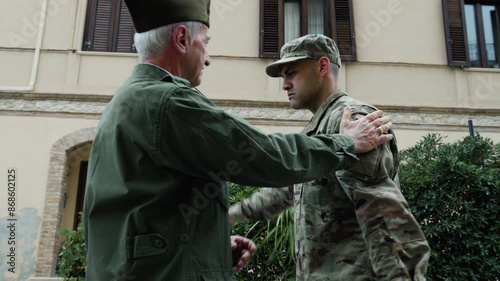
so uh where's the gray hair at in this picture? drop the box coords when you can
[134,21,203,60]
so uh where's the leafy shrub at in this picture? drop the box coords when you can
[231,134,500,280]
[57,217,86,281]
[229,183,296,281]
[399,134,499,280]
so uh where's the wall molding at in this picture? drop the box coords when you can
[1,92,499,132]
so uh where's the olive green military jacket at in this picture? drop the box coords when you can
[83,64,358,281]
[230,91,431,281]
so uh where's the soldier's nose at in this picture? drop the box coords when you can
[282,81,291,91]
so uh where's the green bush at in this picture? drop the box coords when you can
[399,134,500,280]
[229,183,296,281]
[57,217,86,281]
[232,134,500,280]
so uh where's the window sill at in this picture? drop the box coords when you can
[75,51,138,57]
[464,67,500,73]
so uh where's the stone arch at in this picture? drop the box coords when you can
[34,127,97,277]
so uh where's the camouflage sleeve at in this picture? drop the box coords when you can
[329,101,430,280]
[335,141,430,280]
[229,186,293,222]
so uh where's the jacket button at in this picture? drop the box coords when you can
[154,239,165,248]
[180,234,189,242]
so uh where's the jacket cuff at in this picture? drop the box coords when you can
[335,134,358,170]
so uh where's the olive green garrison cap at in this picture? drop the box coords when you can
[266,34,341,77]
[124,0,211,33]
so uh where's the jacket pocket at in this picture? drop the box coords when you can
[346,146,384,182]
[126,233,169,259]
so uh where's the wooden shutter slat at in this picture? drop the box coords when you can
[83,0,135,53]
[116,0,136,53]
[90,0,113,52]
[260,0,281,58]
[442,0,471,66]
[333,0,356,61]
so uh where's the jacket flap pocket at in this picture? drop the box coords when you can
[127,233,169,259]
[345,146,383,181]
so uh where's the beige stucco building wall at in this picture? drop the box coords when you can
[0,0,498,280]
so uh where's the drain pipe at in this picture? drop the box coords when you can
[0,0,48,92]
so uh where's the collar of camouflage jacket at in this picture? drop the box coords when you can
[133,63,192,87]
[304,90,347,135]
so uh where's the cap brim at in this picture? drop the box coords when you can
[265,56,309,77]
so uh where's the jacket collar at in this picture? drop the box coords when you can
[304,90,347,135]
[131,63,191,87]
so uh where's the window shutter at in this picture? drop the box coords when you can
[115,0,136,53]
[442,0,470,66]
[260,0,281,58]
[83,0,113,52]
[332,0,356,61]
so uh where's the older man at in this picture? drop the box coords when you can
[83,1,394,280]
[229,34,430,280]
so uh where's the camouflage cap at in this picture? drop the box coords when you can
[124,0,211,33]
[266,34,341,77]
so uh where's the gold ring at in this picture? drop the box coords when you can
[378,126,384,134]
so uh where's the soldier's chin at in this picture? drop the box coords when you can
[290,101,302,110]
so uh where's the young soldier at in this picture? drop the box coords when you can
[229,34,430,280]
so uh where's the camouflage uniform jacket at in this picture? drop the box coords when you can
[229,91,430,281]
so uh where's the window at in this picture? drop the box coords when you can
[82,0,136,53]
[442,0,499,68]
[465,3,499,68]
[283,0,325,43]
[260,0,357,61]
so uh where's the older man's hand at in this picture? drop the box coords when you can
[340,107,394,154]
[231,235,257,273]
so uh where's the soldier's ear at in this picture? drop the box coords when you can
[318,57,330,77]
